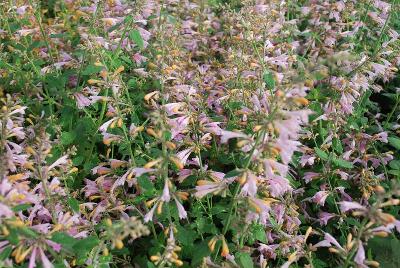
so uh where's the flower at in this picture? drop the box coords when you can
[338,201,367,213]
[161,180,171,202]
[311,191,330,206]
[313,233,345,251]
[318,212,335,225]
[268,175,292,197]
[219,130,248,144]
[354,241,367,268]
[173,196,187,219]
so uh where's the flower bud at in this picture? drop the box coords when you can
[114,239,124,249]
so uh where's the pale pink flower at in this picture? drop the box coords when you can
[318,212,335,225]
[268,175,291,197]
[73,93,92,109]
[161,180,171,202]
[195,173,234,198]
[163,102,186,116]
[314,233,345,251]
[173,196,187,219]
[48,155,69,170]
[312,191,330,206]
[241,172,258,197]
[303,172,320,183]
[99,117,118,132]
[300,154,316,166]
[338,201,367,213]
[354,242,367,268]
[219,130,248,144]
[176,148,193,166]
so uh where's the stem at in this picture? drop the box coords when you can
[222,130,265,235]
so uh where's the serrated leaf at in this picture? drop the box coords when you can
[0,246,12,260]
[388,137,400,150]
[263,71,275,89]
[236,252,254,268]
[52,232,77,252]
[68,197,80,213]
[332,138,343,154]
[224,169,241,178]
[18,227,38,238]
[73,236,99,256]
[61,131,76,145]
[12,203,31,212]
[252,225,267,243]
[333,158,354,169]
[129,29,144,49]
[82,65,103,75]
[389,160,400,170]
[137,176,154,192]
[315,148,328,160]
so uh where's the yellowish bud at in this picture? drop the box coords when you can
[208,237,217,252]
[373,231,389,237]
[173,259,184,266]
[197,180,211,186]
[115,239,124,249]
[115,66,124,75]
[166,141,176,150]
[69,167,79,174]
[253,125,262,132]
[365,260,380,267]
[87,79,102,85]
[117,118,123,128]
[170,156,184,170]
[146,128,158,138]
[221,238,229,257]
[7,173,25,182]
[328,247,340,254]
[374,185,385,193]
[150,255,160,262]
[144,159,161,169]
[2,226,9,236]
[305,227,313,241]
[157,202,164,215]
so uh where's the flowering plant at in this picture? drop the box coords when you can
[1,0,400,267]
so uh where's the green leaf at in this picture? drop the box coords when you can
[18,227,38,238]
[52,232,77,252]
[61,131,76,145]
[0,246,12,260]
[224,169,241,178]
[68,197,80,213]
[252,224,267,243]
[176,225,197,246]
[368,237,400,268]
[7,229,19,245]
[129,29,144,49]
[332,158,354,169]
[388,136,400,150]
[137,176,155,193]
[236,252,254,268]
[389,160,400,170]
[82,64,103,75]
[263,71,275,89]
[332,138,343,154]
[12,203,31,212]
[191,241,211,267]
[315,148,328,160]
[73,236,99,256]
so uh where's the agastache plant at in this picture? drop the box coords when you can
[0,0,400,267]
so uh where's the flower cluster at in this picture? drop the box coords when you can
[1,0,400,267]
